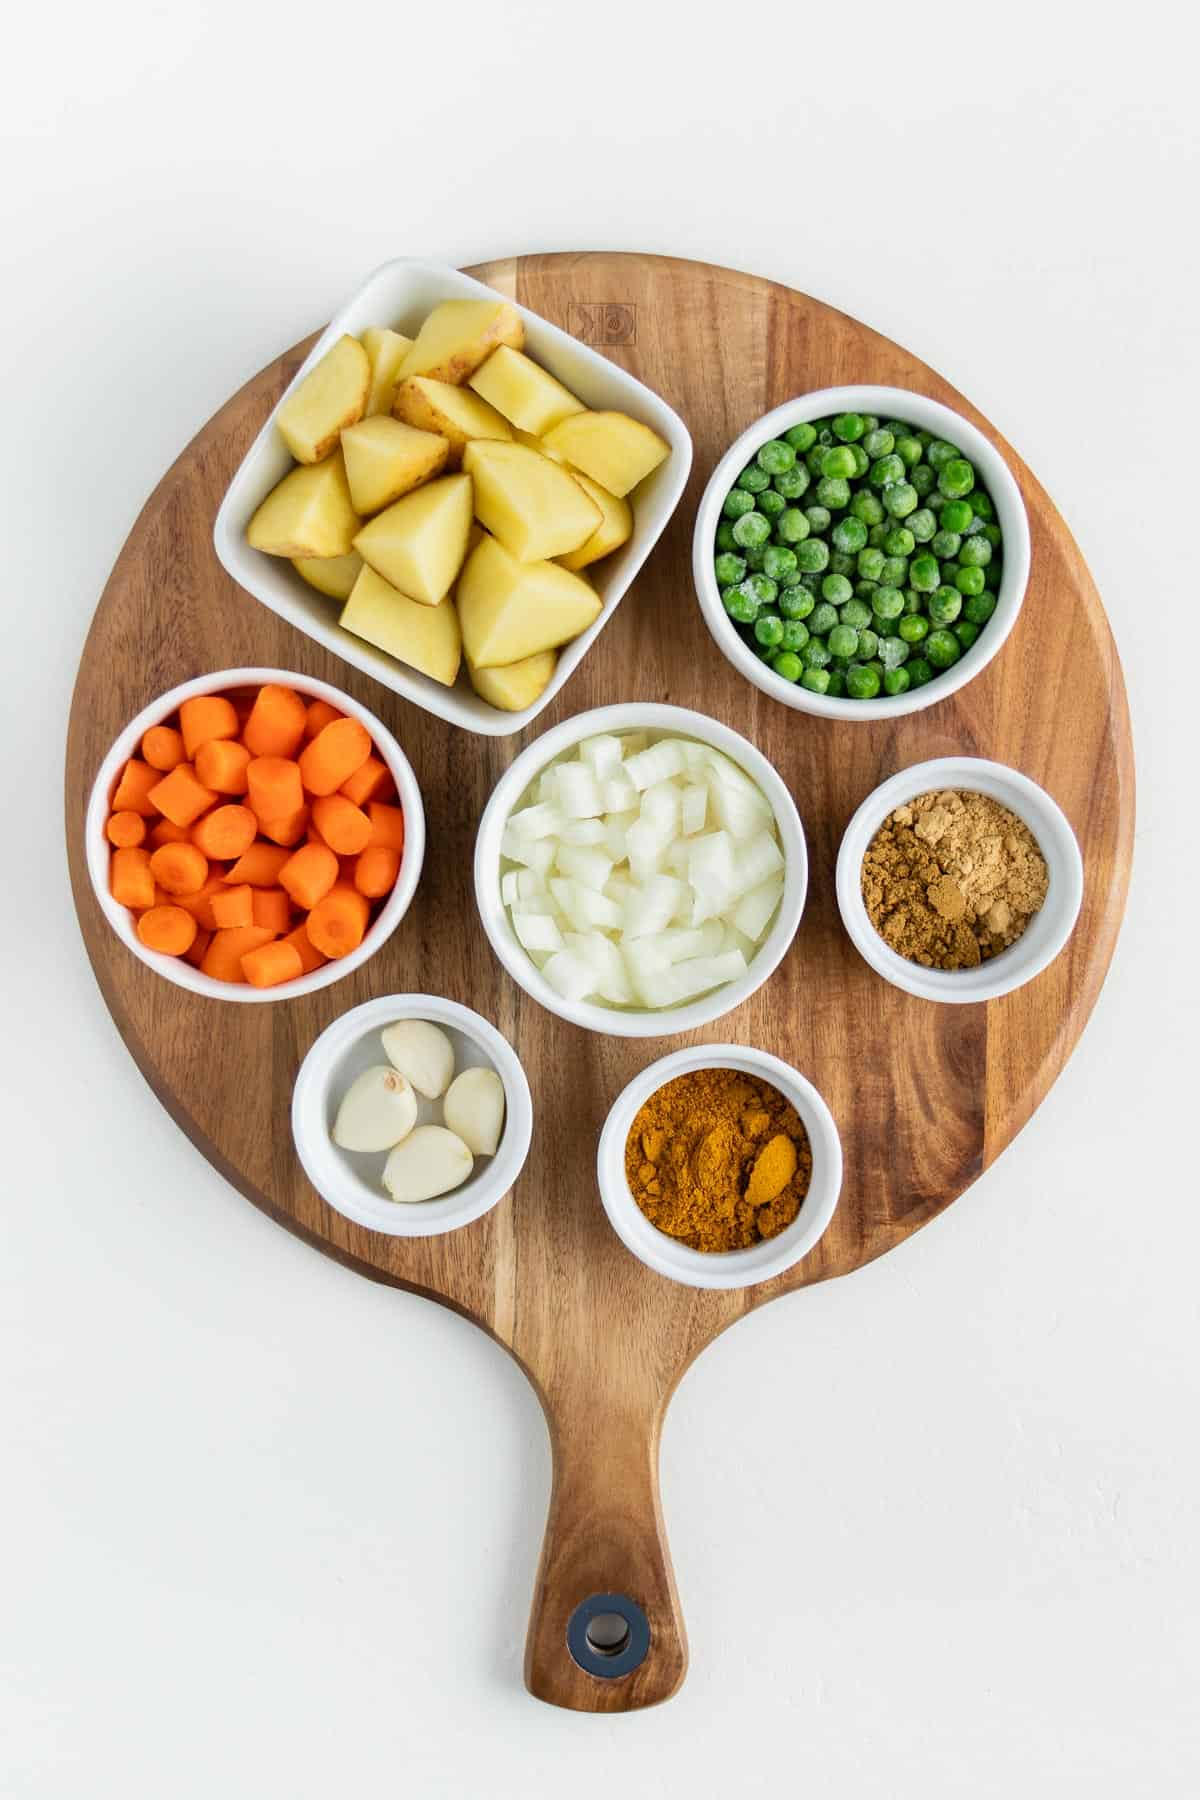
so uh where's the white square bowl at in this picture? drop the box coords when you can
[214,258,693,737]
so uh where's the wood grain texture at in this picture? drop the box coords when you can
[64,253,1134,1711]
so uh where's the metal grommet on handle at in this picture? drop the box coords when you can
[566,1593,651,1680]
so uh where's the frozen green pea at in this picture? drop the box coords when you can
[817,425,835,445]
[984,562,1000,591]
[857,627,879,660]
[732,510,771,549]
[796,538,830,573]
[780,587,814,621]
[928,586,962,625]
[737,464,770,493]
[955,566,986,596]
[911,463,936,497]
[822,573,853,604]
[878,635,909,671]
[800,667,830,694]
[715,520,737,551]
[969,488,995,522]
[799,572,821,592]
[832,516,869,554]
[857,546,885,580]
[832,412,865,442]
[926,439,959,471]
[869,453,906,489]
[724,488,755,519]
[959,534,992,568]
[882,526,915,558]
[714,552,746,586]
[983,523,1002,549]
[854,579,878,602]
[757,439,796,476]
[883,666,911,696]
[755,613,785,648]
[907,657,934,687]
[862,428,895,459]
[850,445,870,477]
[938,457,975,499]
[909,552,940,592]
[828,623,859,658]
[744,545,767,571]
[871,585,904,620]
[805,446,827,477]
[903,588,922,613]
[941,560,960,584]
[773,464,810,500]
[846,664,882,699]
[784,421,817,453]
[780,619,810,652]
[820,445,858,480]
[925,628,961,669]
[725,588,759,624]
[931,529,961,560]
[776,506,810,544]
[816,476,851,509]
[939,498,973,534]
[825,669,848,697]
[954,620,980,651]
[898,612,929,643]
[828,550,855,577]
[907,508,937,543]
[850,490,885,525]
[758,489,786,520]
[762,544,798,581]
[840,598,873,629]
[801,638,832,670]
[867,523,890,548]
[963,591,996,625]
[860,415,880,433]
[884,482,918,518]
[894,434,923,468]
[804,505,832,534]
[879,556,909,587]
[771,650,803,683]
[809,601,839,635]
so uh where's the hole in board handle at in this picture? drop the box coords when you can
[566,1593,650,1680]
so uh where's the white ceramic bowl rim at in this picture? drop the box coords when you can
[596,1044,843,1290]
[693,384,1032,722]
[835,756,1085,1004]
[84,666,426,1003]
[473,702,808,1039]
[290,994,532,1237]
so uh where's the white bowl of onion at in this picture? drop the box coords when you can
[473,703,807,1038]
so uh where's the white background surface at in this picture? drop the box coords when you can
[3,3,1197,1792]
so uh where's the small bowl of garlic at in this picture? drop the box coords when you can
[291,994,532,1236]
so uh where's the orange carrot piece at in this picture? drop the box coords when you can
[241,939,304,989]
[224,842,291,887]
[210,883,254,929]
[258,806,310,846]
[366,802,405,853]
[251,887,291,934]
[310,793,372,856]
[246,755,304,824]
[136,904,198,957]
[110,846,156,910]
[194,737,251,796]
[148,841,208,897]
[303,698,343,741]
[179,694,239,760]
[140,724,186,771]
[278,841,338,911]
[354,845,400,898]
[191,804,258,861]
[282,922,327,975]
[305,882,370,959]
[298,717,372,797]
[111,758,161,817]
[147,763,219,828]
[200,925,275,984]
[339,755,394,808]
[172,873,230,931]
[105,810,146,849]
[148,818,191,848]
[242,684,308,759]
[184,926,212,969]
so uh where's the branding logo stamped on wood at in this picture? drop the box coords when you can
[568,302,638,346]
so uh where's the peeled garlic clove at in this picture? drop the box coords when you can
[380,1019,455,1098]
[383,1126,473,1203]
[332,1066,418,1153]
[443,1066,505,1157]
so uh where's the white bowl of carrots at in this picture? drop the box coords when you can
[86,667,425,1001]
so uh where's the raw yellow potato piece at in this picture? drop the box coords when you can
[462,440,601,563]
[275,336,369,463]
[467,649,557,712]
[291,551,363,600]
[246,454,360,557]
[557,474,633,571]
[398,299,524,386]
[542,410,670,498]
[341,415,449,514]
[512,428,568,465]
[340,566,462,687]
[392,376,512,466]
[362,327,413,417]
[468,346,585,436]
[353,473,473,606]
[457,534,602,668]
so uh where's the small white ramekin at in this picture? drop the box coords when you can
[291,994,532,1237]
[693,384,1031,721]
[85,666,426,1002]
[596,1044,842,1290]
[473,702,808,1039]
[835,756,1084,1004]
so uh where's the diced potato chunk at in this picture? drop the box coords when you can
[340,415,449,514]
[467,649,557,712]
[393,376,512,466]
[275,335,369,463]
[462,440,601,563]
[291,551,363,600]
[353,473,473,606]
[543,410,669,497]
[468,346,586,436]
[456,533,602,667]
[246,453,360,557]
[512,427,568,465]
[339,566,461,687]
[557,473,633,571]
[398,299,524,385]
[362,327,413,417]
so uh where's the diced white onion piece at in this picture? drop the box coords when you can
[542,949,598,1002]
[624,741,685,790]
[512,893,557,918]
[687,830,738,924]
[579,734,624,778]
[605,872,634,905]
[509,800,563,840]
[619,731,648,756]
[512,911,564,954]
[703,748,772,811]
[637,949,748,1009]
[720,922,759,962]
[500,870,520,906]
[640,780,680,839]
[560,817,606,846]
[655,920,725,963]
[564,931,634,1005]
[603,811,635,863]
[555,844,613,891]
[664,838,691,877]
[729,829,785,899]
[517,869,544,898]
[681,783,707,835]
[556,762,603,819]
[551,877,622,932]
[733,875,784,942]
[622,873,685,940]
[602,769,637,814]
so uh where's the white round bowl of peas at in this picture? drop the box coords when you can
[693,386,1031,719]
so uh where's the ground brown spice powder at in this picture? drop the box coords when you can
[625,1067,812,1252]
[861,788,1049,969]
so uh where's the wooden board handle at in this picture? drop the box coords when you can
[524,1394,687,1711]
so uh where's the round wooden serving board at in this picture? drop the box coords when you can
[65,253,1134,1712]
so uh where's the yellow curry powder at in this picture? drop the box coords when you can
[625,1067,812,1253]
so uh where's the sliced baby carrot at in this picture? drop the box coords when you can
[179,694,239,760]
[148,763,218,828]
[136,905,198,957]
[310,793,372,856]
[105,810,146,849]
[224,842,291,887]
[141,724,186,771]
[305,882,369,959]
[191,804,258,861]
[251,887,291,934]
[184,926,212,969]
[210,883,254,929]
[258,806,309,846]
[246,756,304,824]
[303,698,343,741]
[241,940,304,989]
[279,841,338,911]
[354,844,400,899]
[200,925,275,984]
[172,873,230,932]
[298,717,371,797]
[339,755,394,808]
[242,684,308,759]
[194,737,251,796]
[111,758,161,817]
[111,846,156,910]
[147,817,192,848]
[149,841,208,896]
[282,922,327,975]
[366,801,405,853]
